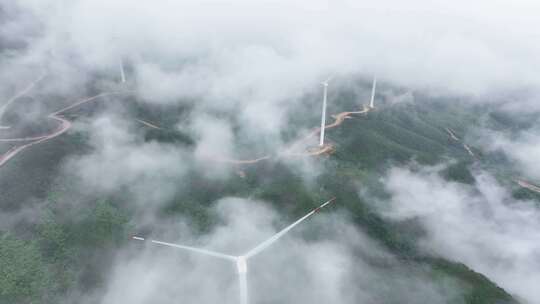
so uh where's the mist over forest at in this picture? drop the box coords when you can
[1,1,539,304]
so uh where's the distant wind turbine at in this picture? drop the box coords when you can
[132,198,336,304]
[119,59,126,83]
[369,76,377,109]
[0,72,46,126]
[319,76,333,147]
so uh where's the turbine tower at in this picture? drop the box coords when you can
[132,198,336,304]
[369,76,377,109]
[319,76,333,147]
[119,59,126,83]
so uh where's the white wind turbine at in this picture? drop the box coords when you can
[319,76,333,147]
[111,33,126,83]
[119,58,126,83]
[369,76,377,109]
[132,198,336,304]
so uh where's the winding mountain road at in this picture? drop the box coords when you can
[444,127,475,157]
[0,73,369,169]
[463,144,475,157]
[516,179,540,194]
[0,92,130,168]
[445,128,460,141]
[136,119,162,130]
[207,155,273,165]
[444,128,540,195]
[0,134,49,142]
[209,108,370,165]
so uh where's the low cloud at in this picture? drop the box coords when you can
[4,0,540,118]
[63,112,190,213]
[375,166,540,303]
[2,1,540,303]
[96,197,462,304]
[479,127,540,181]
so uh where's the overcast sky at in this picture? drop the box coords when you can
[3,0,540,98]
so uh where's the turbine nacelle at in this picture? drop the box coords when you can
[315,197,336,213]
[236,256,248,274]
[323,75,334,84]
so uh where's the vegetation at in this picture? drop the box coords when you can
[0,234,47,303]
[0,92,531,303]
[0,199,129,303]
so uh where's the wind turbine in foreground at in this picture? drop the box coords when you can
[132,198,336,304]
[369,76,377,109]
[319,76,333,147]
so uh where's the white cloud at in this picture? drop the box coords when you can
[5,0,540,110]
[377,166,540,303]
[64,113,189,213]
[98,198,460,304]
[479,127,540,181]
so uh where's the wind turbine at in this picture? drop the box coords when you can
[319,76,333,147]
[111,33,126,83]
[119,58,126,83]
[132,198,336,304]
[369,76,377,109]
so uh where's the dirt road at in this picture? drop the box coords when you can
[0,85,368,168]
[136,119,162,130]
[0,91,130,168]
[444,127,476,158]
[462,144,475,157]
[209,108,370,165]
[207,155,272,165]
[282,108,369,156]
[516,180,540,194]
[0,134,49,142]
[445,128,460,141]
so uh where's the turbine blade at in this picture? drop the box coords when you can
[239,272,248,304]
[131,236,236,261]
[244,198,336,259]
